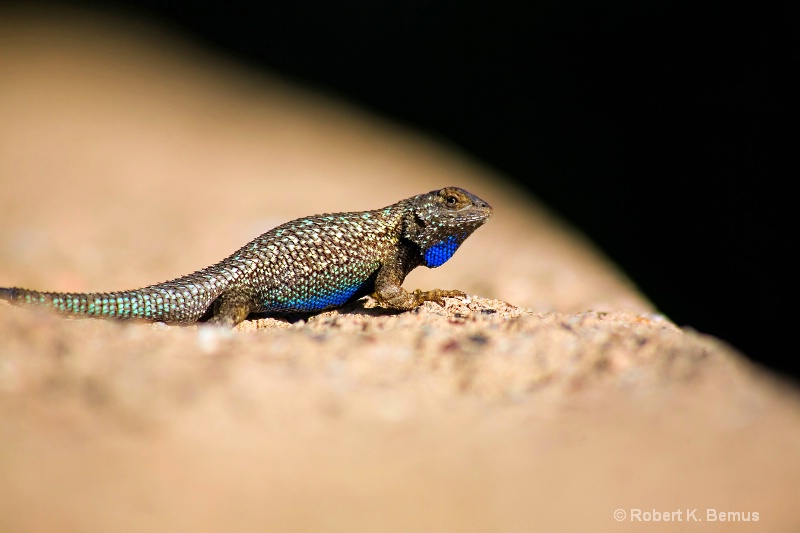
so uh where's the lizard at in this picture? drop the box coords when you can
[0,187,492,327]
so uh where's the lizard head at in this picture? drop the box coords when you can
[404,187,493,268]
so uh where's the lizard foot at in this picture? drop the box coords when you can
[412,288,466,307]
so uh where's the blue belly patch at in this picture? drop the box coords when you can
[267,283,362,312]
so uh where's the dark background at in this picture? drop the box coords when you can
[20,1,799,377]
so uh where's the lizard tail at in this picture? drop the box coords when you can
[0,285,219,323]
[0,287,155,320]
[0,287,16,301]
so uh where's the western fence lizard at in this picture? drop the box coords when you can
[1,187,492,327]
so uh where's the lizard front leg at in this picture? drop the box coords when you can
[372,255,464,311]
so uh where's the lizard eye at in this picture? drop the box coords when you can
[445,195,458,206]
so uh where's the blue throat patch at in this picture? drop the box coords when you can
[424,235,461,268]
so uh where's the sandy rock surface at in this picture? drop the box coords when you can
[2,10,799,532]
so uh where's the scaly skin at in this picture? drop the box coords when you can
[0,187,492,327]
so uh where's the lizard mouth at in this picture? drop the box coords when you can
[455,205,493,224]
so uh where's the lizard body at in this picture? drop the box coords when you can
[0,187,492,327]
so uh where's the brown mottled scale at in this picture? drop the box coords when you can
[0,187,492,327]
